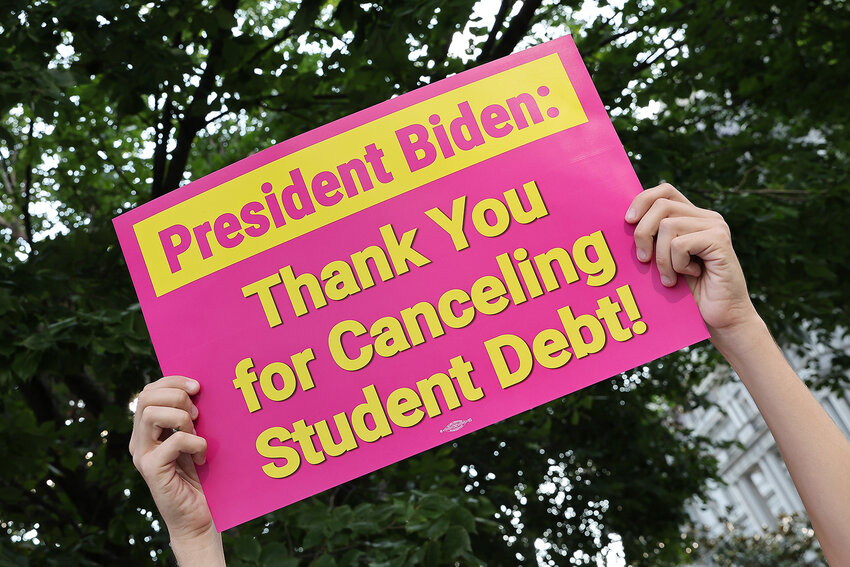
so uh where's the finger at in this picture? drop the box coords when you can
[133,376,199,421]
[655,218,677,286]
[625,183,692,224]
[633,199,709,263]
[655,216,717,286]
[670,224,732,271]
[670,231,710,278]
[130,376,199,453]
[136,387,197,421]
[140,431,208,478]
[137,405,196,452]
[141,375,200,396]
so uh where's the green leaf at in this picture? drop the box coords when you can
[47,69,77,88]
[309,555,337,567]
[302,527,326,549]
[422,540,440,567]
[11,350,40,380]
[424,518,449,539]
[233,536,261,562]
[441,526,471,561]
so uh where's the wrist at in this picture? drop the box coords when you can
[170,524,225,567]
[708,311,773,367]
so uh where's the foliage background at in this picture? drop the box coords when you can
[1,0,848,565]
[687,514,825,566]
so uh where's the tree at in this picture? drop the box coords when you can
[688,514,826,566]
[2,1,848,565]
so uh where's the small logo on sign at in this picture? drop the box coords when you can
[440,419,472,433]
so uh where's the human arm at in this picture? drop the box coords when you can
[129,376,226,566]
[626,183,850,566]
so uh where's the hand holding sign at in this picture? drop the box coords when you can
[129,378,225,566]
[626,183,759,335]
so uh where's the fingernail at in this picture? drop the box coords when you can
[625,208,636,222]
[661,275,674,286]
[186,379,200,393]
[637,248,648,262]
[190,404,199,419]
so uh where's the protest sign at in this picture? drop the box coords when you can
[113,34,709,531]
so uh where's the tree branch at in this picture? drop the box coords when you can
[592,1,697,53]
[21,116,34,246]
[630,40,685,75]
[0,215,27,239]
[309,25,342,42]
[0,152,18,196]
[153,0,240,198]
[150,92,173,199]
[243,25,295,68]
[477,0,544,63]
[202,108,233,126]
[157,84,214,195]
[98,139,137,195]
[0,153,27,239]
[478,0,512,61]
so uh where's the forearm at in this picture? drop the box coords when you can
[711,317,850,565]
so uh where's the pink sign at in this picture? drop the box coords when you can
[114,35,709,531]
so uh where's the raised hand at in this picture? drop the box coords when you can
[625,183,759,337]
[129,376,225,566]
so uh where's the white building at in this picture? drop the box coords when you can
[682,346,850,536]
